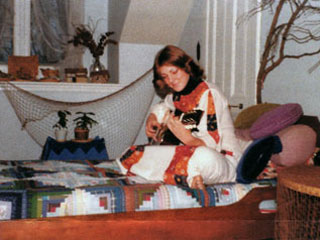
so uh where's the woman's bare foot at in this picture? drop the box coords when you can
[191,175,206,191]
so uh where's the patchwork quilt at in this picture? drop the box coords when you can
[0,160,276,220]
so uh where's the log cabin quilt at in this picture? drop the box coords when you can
[0,160,276,220]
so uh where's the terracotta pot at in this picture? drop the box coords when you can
[74,128,89,140]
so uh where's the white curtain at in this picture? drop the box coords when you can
[0,0,13,62]
[31,0,85,71]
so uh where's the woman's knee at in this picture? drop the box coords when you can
[192,146,224,167]
[188,146,235,184]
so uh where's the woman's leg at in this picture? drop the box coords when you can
[190,175,205,190]
[187,146,237,188]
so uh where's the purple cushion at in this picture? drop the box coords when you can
[250,103,303,139]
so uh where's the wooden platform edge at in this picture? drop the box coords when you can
[0,186,276,240]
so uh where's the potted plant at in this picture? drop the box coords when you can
[73,111,98,141]
[68,23,118,75]
[53,110,71,142]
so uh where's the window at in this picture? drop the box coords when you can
[31,0,68,63]
[0,0,82,65]
[0,0,13,63]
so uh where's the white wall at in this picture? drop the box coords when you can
[260,4,320,117]
[119,43,164,145]
[118,43,163,85]
[179,0,207,67]
[0,90,42,160]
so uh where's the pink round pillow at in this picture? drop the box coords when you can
[250,103,303,139]
[235,128,252,141]
[271,125,316,167]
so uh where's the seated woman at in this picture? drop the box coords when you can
[115,45,242,190]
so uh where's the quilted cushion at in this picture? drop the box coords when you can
[234,103,280,129]
[250,103,303,139]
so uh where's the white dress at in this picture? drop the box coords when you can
[116,80,242,187]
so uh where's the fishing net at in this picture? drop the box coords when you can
[3,70,155,159]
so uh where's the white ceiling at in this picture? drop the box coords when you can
[120,0,193,45]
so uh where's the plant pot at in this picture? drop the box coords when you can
[74,127,89,140]
[55,128,68,142]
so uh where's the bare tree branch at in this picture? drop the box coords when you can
[241,0,320,103]
[236,0,275,26]
[284,47,320,59]
[255,0,286,103]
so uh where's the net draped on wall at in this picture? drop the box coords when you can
[2,70,155,159]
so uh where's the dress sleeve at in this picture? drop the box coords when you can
[212,89,242,158]
[149,94,175,124]
[192,89,220,149]
[192,86,241,158]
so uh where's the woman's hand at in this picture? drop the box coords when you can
[166,113,205,146]
[145,113,161,141]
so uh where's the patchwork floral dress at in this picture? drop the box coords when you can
[116,78,242,187]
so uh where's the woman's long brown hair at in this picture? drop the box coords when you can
[152,45,205,98]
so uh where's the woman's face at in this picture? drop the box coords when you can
[158,64,189,92]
